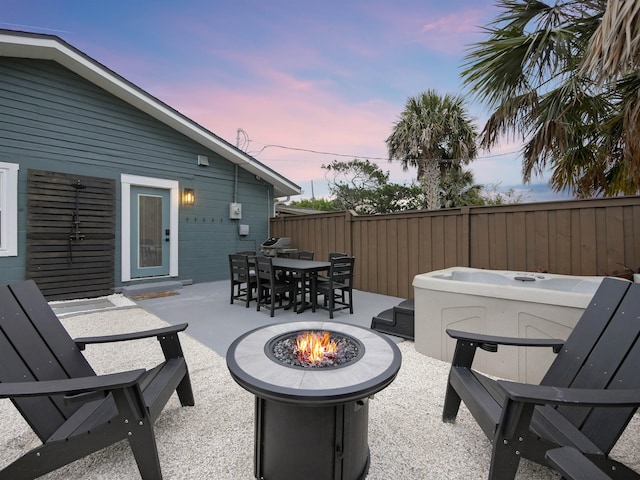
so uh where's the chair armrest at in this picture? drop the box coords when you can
[0,369,145,398]
[446,329,564,353]
[74,323,188,350]
[498,380,640,408]
[545,447,615,480]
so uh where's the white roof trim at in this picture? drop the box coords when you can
[0,30,301,197]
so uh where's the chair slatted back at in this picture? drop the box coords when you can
[541,278,640,453]
[255,256,275,285]
[542,278,631,387]
[328,256,355,286]
[569,281,640,452]
[0,280,96,441]
[229,254,252,283]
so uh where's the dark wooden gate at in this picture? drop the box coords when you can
[26,169,116,300]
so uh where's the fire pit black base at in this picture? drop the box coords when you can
[256,397,370,480]
[227,321,401,480]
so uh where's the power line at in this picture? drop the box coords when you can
[246,140,520,162]
[250,143,374,159]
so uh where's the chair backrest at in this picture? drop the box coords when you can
[229,254,252,282]
[298,251,315,260]
[541,277,640,453]
[328,252,347,260]
[0,280,96,441]
[328,256,355,286]
[255,256,275,284]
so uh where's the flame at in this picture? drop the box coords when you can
[296,331,338,365]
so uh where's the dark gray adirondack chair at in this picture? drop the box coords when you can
[442,277,640,479]
[0,280,195,479]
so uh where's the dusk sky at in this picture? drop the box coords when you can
[3,1,565,201]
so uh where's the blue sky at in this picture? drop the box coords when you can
[3,0,567,201]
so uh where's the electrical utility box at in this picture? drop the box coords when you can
[229,203,242,219]
[238,224,249,236]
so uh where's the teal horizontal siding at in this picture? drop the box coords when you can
[0,57,272,289]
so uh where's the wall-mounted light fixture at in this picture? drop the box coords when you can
[183,188,195,206]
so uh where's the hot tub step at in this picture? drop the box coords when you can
[371,299,414,340]
[395,299,415,315]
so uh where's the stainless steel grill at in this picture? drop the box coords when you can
[260,237,296,257]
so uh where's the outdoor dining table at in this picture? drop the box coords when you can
[270,257,331,313]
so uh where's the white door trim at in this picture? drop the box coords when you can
[121,174,179,282]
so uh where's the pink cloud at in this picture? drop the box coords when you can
[126,2,520,195]
[157,79,529,197]
[159,79,404,186]
[365,4,493,56]
[417,9,490,54]
[422,11,481,34]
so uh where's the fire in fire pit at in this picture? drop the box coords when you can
[269,330,362,368]
[297,331,336,365]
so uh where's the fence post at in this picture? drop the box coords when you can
[461,206,470,267]
[345,210,354,255]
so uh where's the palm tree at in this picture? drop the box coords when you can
[462,0,640,197]
[439,167,485,208]
[386,90,478,210]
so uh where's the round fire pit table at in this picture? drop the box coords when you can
[226,321,402,480]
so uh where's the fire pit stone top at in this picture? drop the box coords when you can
[227,321,402,405]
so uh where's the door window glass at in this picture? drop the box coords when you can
[138,195,162,268]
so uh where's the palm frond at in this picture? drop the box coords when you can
[582,0,640,81]
[460,0,640,197]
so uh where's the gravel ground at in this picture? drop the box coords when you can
[1,307,638,479]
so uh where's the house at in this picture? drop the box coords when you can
[0,29,301,300]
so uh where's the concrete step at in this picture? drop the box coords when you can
[120,280,184,298]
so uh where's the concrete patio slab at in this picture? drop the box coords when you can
[132,279,407,356]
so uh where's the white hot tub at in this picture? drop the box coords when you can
[413,267,607,383]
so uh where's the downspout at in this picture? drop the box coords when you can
[274,196,290,217]
[234,164,238,203]
[267,187,272,237]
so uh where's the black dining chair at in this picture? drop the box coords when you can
[317,252,346,283]
[317,252,347,302]
[315,256,355,319]
[229,253,257,308]
[255,256,296,317]
[297,251,315,260]
[289,251,315,301]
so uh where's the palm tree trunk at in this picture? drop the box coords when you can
[418,159,440,210]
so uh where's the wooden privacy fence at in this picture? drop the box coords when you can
[270,196,640,299]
